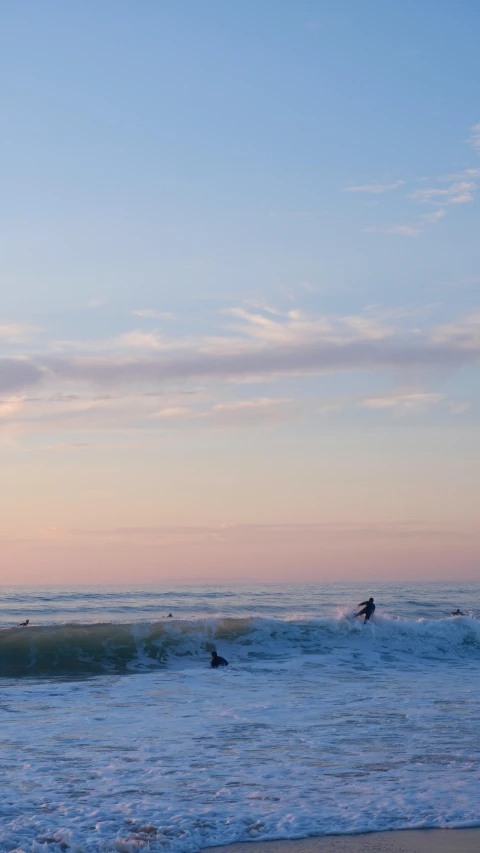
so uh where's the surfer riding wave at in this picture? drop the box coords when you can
[355,597,375,623]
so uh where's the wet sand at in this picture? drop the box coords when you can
[210,829,480,853]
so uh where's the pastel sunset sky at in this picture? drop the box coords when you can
[1,1,479,583]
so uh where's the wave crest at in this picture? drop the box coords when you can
[1,613,479,678]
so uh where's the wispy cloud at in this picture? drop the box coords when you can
[0,323,39,342]
[421,209,447,224]
[411,181,476,205]
[469,122,480,152]
[357,127,479,237]
[117,330,163,349]
[343,180,405,194]
[242,297,284,316]
[359,392,445,411]
[67,520,476,544]
[207,397,297,427]
[2,307,479,433]
[432,314,480,349]
[152,397,298,429]
[0,359,43,393]
[43,330,480,390]
[0,397,25,419]
[131,309,176,320]
[153,406,193,419]
[341,315,392,339]
[364,171,476,237]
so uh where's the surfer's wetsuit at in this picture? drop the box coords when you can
[356,598,375,622]
[211,651,228,668]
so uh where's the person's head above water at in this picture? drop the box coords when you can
[369,598,374,602]
[210,649,228,667]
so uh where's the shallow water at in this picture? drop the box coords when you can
[0,583,479,852]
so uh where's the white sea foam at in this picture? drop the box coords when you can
[1,585,479,852]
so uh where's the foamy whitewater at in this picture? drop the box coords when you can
[1,583,480,852]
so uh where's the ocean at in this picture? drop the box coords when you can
[1,583,479,852]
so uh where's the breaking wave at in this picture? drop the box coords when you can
[1,613,479,678]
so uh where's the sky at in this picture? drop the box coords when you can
[1,0,480,583]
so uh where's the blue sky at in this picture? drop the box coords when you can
[2,0,479,315]
[1,1,479,581]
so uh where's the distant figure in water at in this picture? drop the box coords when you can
[451,609,465,616]
[355,598,375,623]
[19,619,30,627]
[211,650,228,668]
[167,613,173,618]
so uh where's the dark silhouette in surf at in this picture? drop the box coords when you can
[19,619,30,627]
[451,609,465,616]
[211,650,228,668]
[167,613,173,618]
[355,598,375,623]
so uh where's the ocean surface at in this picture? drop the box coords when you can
[1,583,480,852]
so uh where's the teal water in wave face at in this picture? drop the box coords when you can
[1,584,480,851]
[2,612,480,678]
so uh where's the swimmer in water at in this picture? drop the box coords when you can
[210,650,228,668]
[355,597,375,623]
[19,619,30,627]
[451,609,465,616]
[167,613,173,618]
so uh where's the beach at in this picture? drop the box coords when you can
[212,829,480,853]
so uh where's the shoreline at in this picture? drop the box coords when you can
[209,828,480,853]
